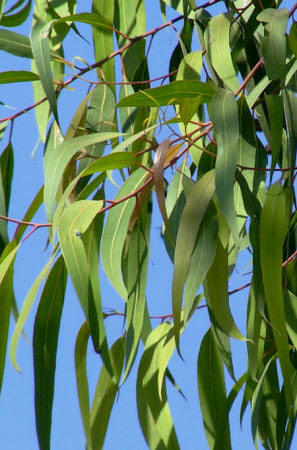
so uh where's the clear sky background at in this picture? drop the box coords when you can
[0,1,294,449]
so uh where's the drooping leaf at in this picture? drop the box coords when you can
[122,209,150,383]
[257,8,288,82]
[58,201,107,343]
[33,256,67,450]
[137,323,180,449]
[204,13,239,92]
[30,20,59,124]
[198,328,231,449]
[44,131,122,222]
[260,181,293,415]
[101,168,150,300]
[172,169,215,353]
[211,88,239,247]
[10,253,55,372]
[204,236,245,341]
[90,336,125,449]
[75,322,91,449]
[0,241,17,394]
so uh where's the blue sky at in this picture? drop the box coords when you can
[0,0,294,449]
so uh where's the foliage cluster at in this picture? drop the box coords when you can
[1,0,297,448]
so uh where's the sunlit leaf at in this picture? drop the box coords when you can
[117,80,216,107]
[0,70,39,83]
[204,13,239,92]
[30,20,59,124]
[211,88,239,247]
[10,253,55,372]
[101,168,149,300]
[44,131,122,222]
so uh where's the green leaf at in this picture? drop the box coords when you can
[204,237,245,340]
[90,336,125,449]
[172,169,215,353]
[75,322,91,449]
[122,220,149,384]
[183,208,218,324]
[198,328,231,449]
[0,29,33,58]
[117,80,216,107]
[260,181,293,415]
[92,0,115,84]
[82,151,139,176]
[81,205,113,376]
[211,88,239,247]
[257,8,288,82]
[153,138,173,242]
[0,241,17,394]
[0,141,14,213]
[101,168,150,300]
[10,253,55,372]
[44,131,123,222]
[266,94,283,178]
[204,14,239,92]
[289,22,297,60]
[30,20,59,124]
[58,201,104,328]
[0,0,31,27]
[137,323,180,450]
[33,256,67,450]
[0,70,39,83]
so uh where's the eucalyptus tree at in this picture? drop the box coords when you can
[1,0,297,448]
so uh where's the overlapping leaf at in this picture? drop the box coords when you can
[137,323,179,449]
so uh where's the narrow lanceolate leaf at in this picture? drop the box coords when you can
[0,29,33,58]
[172,170,215,354]
[90,336,125,449]
[58,201,103,327]
[183,209,218,325]
[117,80,216,107]
[204,14,239,92]
[204,237,245,340]
[75,322,91,450]
[10,254,55,372]
[81,208,113,376]
[137,323,179,450]
[266,94,283,179]
[44,131,122,222]
[153,138,173,242]
[33,256,67,450]
[0,71,39,83]
[122,223,149,384]
[0,241,17,394]
[92,0,115,85]
[198,328,231,449]
[101,168,150,300]
[211,88,239,247]
[257,8,288,82]
[260,181,293,415]
[30,20,59,124]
